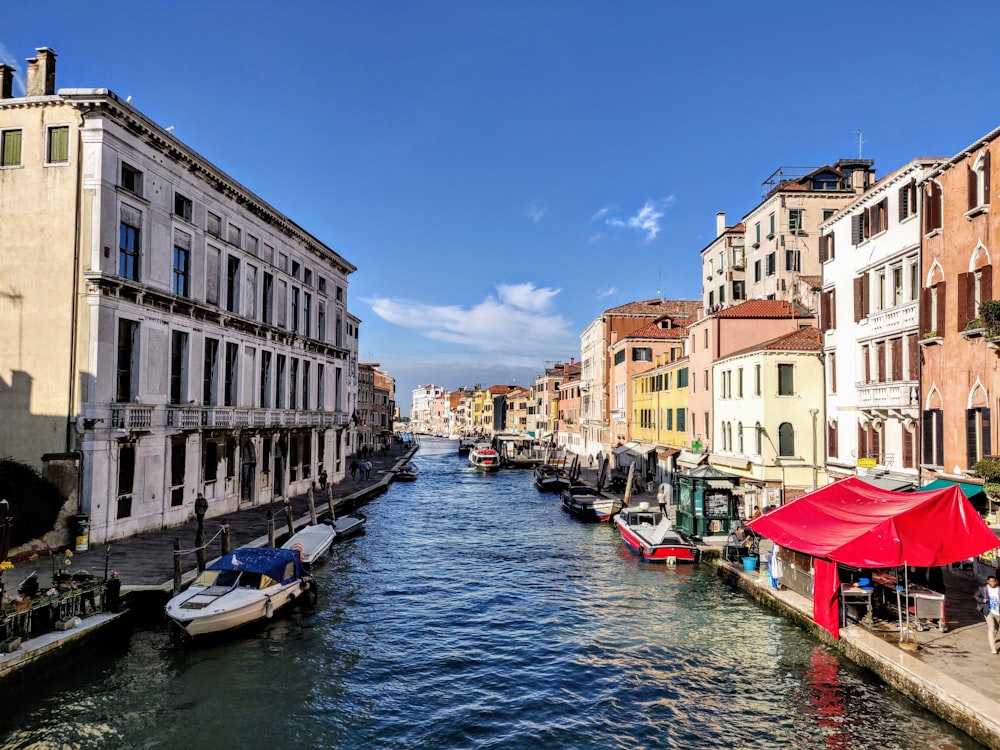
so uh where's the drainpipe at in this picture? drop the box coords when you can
[810,408,819,490]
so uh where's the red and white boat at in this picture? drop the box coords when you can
[614,504,699,564]
[469,445,501,472]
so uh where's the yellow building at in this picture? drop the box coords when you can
[624,352,690,487]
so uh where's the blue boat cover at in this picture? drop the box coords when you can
[208,547,306,584]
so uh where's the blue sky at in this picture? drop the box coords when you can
[5,2,1000,414]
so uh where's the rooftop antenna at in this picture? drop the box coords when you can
[856,129,865,159]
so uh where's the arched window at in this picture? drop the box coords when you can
[778,422,795,457]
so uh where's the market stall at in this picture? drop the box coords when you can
[747,476,999,638]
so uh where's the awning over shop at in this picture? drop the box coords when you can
[747,476,999,639]
[613,441,641,457]
[706,479,736,490]
[857,475,916,492]
[921,478,988,511]
[657,447,680,460]
[677,450,708,469]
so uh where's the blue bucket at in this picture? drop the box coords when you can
[742,557,759,572]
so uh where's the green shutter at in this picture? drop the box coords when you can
[48,126,69,163]
[2,130,21,166]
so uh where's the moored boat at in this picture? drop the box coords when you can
[469,445,501,472]
[164,547,313,638]
[615,505,699,563]
[533,463,570,492]
[281,524,337,567]
[560,485,623,522]
[325,511,367,540]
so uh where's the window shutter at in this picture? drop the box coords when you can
[891,338,902,380]
[854,276,864,322]
[957,273,970,331]
[907,333,919,380]
[985,152,992,205]
[936,282,947,338]
[862,274,870,319]
[922,410,934,464]
[983,408,993,458]
[851,214,863,245]
[818,234,828,263]
[935,410,944,466]
[920,287,931,334]
[829,232,835,260]
[902,423,913,469]
[967,408,978,468]
[898,185,908,221]
[983,264,993,302]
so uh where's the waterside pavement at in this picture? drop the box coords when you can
[0,441,417,679]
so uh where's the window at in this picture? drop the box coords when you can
[677,368,688,388]
[46,126,69,164]
[737,368,743,398]
[899,180,918,221]
[822,208,836,221]
[1,129,22,167]
[754,259,761,282]
[227,223,242,247]
[317,364,325,410]
[226,256,240,313]
[676,408,686,432]
[224,342,238,407]
[260,351,272,408]
[207,212,222,238]
[121,163,143,196]
[317,303,326,342]
[754,222,761,246]
[768,212,775,238]
[170,330,188,405]
[785,250,801,272]
[614,349,625,365]
[766,252,776,276]
[291,260,301,280]
[631,347,652,362]
[206,246,221,306]
[777,363,794,396]
[922,409,944,466]
[827,421,838,459]
[203,338,219,406]
[226,439,237,479]
[276,354,287,408]
[262,273,274,324]
[303,292,312,335]
[172,230,191,297]
[117,444,135,519]
[969,152,991,212]
[174,193,193,221]
[246,265,258,319]
[318,277,327,294]
[291,287,300,332]
[119,206,141,281]
[755,422,762,455]
[892,265,903,306]
[754,364,761,396]
[302,361,311,410]
[828,351,836,394]
[788,208,803,233]
[924,181,942,234]
[778,422,795,457]
[203,440,218,483]
[116,319,139,402]
[246,234,259,257]
[966,407,992,467]
[170,439,185,507]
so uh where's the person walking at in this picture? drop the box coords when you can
[350,459,359,480]
[974,574,1000,654]
[364,459,372,480]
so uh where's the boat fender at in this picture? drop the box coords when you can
[265,598,274,619]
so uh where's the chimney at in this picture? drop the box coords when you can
[716,212,726,237]
[25,47,57,97]
[0,64,13,99]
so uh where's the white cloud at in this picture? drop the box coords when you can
[526,202,547,223]
[0,44,25,95]
[591,196,674,243]
[597,286,617,299]
[363,283,574,365]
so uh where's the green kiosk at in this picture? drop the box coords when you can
[676,464,741,537]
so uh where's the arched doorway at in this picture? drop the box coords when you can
[240,439,256,506]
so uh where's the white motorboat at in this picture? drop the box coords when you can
[469,445,501,472]
[395,463,419,481]
[281,523,337,567]
[164,547,314,638]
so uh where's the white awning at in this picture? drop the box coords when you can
[677,450,707,468]
[706,479,736,490]
[613,441,642,456]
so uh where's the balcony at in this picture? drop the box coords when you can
[111,403,153,431]
[865,300,918,336]
[855,381,918,409]
[165,406,350,430]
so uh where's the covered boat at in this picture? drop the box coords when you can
[326,511,367,540]
[534,463,570,492]
[165,547,313,637]
[561,485,623,522]
[281,524,337,567]
[615,505,699,563]
[469,446,501,472]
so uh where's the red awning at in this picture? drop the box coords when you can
[747,476,998,568]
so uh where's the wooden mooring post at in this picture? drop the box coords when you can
[195,525,207,572]
[221,523,231,554]
[172,538,182,596]
[284,499,294,537]
[307,485,318,526]
[326,485,336,520]
[267,508,276,548]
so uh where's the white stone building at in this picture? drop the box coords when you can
[0,48,357,544]
[819,158,942,487]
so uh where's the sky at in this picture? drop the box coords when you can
[6,2,1000,414]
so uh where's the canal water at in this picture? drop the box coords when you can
[0,438,980,749]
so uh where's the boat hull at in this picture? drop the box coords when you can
[560,488,623,522]
[166,580,309,637]
[469,448,501,472]
[614,513,699,563]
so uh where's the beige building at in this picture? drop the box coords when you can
[0,49,357,544]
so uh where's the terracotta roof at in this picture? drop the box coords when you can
[798,275,823,290]
[487,385,516,395]
[714,299,814,319]
[727,327,823,358]
[604,298,702,318]
[624,322,690,340]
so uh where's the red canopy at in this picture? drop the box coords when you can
[747,476,998,568]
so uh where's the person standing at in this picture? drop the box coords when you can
[194,492,208,529]
[974,574,1000,654]
[350,459,359,480]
